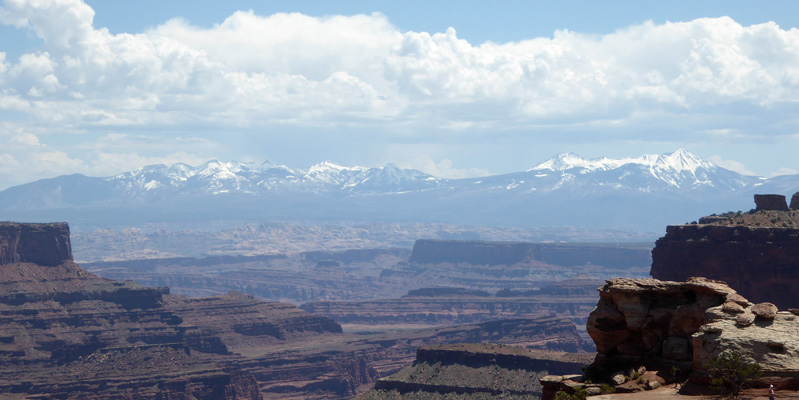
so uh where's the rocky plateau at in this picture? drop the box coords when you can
[0,222,591,399]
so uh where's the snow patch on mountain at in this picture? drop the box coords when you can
[531,149,711,173]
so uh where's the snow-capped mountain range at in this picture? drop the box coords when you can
[109,160,439,196]
[0,149,795,233]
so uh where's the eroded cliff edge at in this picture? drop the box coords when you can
[651,194,799,309]
[2,222,597,400]
[0,222,344,400]
[542,277,799,399]
[0,222,72,266]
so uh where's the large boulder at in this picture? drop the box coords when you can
[587,277,734,366]
[587,277,799,388]
[693,306,799,377]
[752,302,778,319]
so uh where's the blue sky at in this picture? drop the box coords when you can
[1,0,799,189]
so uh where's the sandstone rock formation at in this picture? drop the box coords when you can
[301,291,598,329]
[651,200,799,309]
[0,222,72,266]
[408,239,651,268]
[580,277,799,391]
[0,261,265,399]
[3,222,596,399]
[0,222,350,399]
[755,194,789,211]
[693,297,799,388]
[359,343,594,400]
[409,240,538,265]
[587,277,733,369]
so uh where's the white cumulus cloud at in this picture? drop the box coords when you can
[0,1,797,132]
[709,155,756,175]
[0,0,798,187]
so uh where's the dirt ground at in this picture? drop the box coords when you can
[591,386,797,399]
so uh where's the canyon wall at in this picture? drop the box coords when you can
[301,294,597,327]
[651,223,799,309]
[361,343,594,400]
[409,239,651,268]
[2,222,595,399]
[0,222,72,266]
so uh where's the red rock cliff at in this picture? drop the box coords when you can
[0,222,72,266]
[651,223,799,309]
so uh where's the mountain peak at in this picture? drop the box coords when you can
[308,161,362,173]
[530,149,713,174]
[655,149,711,173]
[530,152,589,171]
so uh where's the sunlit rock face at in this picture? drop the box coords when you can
[587,277,732,367]
[587,277,799,389]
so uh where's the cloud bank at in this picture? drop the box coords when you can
[1,0,798,186]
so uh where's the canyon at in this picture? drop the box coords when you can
[358,193,799,400]
[0,222,594,399]
[81,239,650,304]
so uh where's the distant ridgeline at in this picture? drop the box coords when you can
[408,239,651,268]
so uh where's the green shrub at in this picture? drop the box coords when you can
[600,383,616,394]
[555,387,586,400]
[707,350,762,399]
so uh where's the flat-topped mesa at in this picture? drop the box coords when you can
[408,239,651,267]
[651,193,799,309]
[0,222,72,266]
[754,194,790,211]
[364,343,593,400]
[409,239,537,265]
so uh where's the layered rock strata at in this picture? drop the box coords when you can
[754,194,790,211]
[0,259,265,399]
[0,222,348,399]
[84,240,650,305]
[651,207,799,308]
[409,240,651,268]
[359,343,594,400]
[301,294,597,327]
[0,222,72,266]
[568,277,799,393]
[587,277,733,369]
[1,222,595,399]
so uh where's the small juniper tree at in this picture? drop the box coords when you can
[707,350,762,399]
